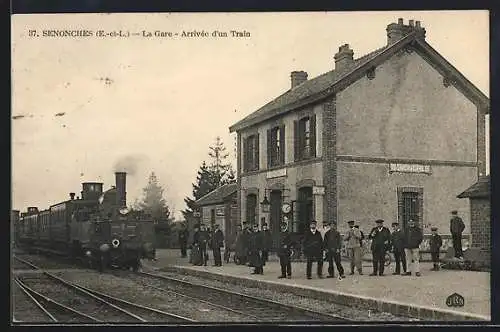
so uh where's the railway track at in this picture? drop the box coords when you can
[122,271,350,322]
[12,255,194,323]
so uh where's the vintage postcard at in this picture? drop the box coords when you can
[11,11,490,324]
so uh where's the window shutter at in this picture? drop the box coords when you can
[243,137,248,173]
[267,129,272,168]
[310,114,316,158]
[279,125,285,165]
[255,133,260,170]
[294,120,299,161]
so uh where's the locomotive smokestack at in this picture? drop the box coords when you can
[115,172,127,208]
[70,192,75,200]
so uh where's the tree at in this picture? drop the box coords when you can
[182,137,236,225]
[182,161,214,222]
[207,136,236,187]
[139,172,171,221]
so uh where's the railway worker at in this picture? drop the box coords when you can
[390,222,407,275]
[430,227,443,271]
[402,219,423,277]
[261,223,273,264]
[277,221,292,279]
[368,219,391,276]
[323,221,345,279]
[303,220,324,279]
[344,220,363,275]
[449,210,465,260]
[197,224,209,266]
[179,223,189,258]
[248,224,264,275]
[211,224,224,266]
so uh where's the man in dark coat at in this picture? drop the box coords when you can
[430,227,443,271]
[261,223,273,264]
[390,222,407,275]
[248,224,264,274]
[449,210,465,259]
[197,224,209,266]
[178,223,189,258]
[211,224,224,266]
[403,219,423,276]
[277,222,292,279]
[368,219,391,276]
[303,220,324,279]
[354,224,364,248]
[323,221,345,279]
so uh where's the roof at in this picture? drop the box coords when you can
[457,176,490,199]
[229,31,489,133]
[195,183,238,206]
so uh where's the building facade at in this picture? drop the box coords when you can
[229,18,489,247]
[195,183,238,245]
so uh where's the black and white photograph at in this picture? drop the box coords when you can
[11,10,490,324]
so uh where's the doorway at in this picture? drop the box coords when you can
[398,188,423,231]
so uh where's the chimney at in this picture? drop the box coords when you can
[115,172,127,208]
[386,18,426,45]
[334,44,354,72]
[290,71,308,88]
[70,192,75,200]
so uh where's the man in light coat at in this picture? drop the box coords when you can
[344,220,363,275]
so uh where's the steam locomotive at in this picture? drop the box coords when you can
[13,172,156,271]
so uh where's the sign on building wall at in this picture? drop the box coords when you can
[389,163,432,175]
[215,207,225,216]
[267,168,287,179]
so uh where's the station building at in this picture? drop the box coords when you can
[228,18,489,248]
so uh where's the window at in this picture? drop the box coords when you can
[243,134,259,172]
[397,187,424,232]
[294,115,316,161]
[267,125,285,167]
[246,194,257,226]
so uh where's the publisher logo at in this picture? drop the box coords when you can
[446,293,465,307]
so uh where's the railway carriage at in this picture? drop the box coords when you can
[14,171,156,271]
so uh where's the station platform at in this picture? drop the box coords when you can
[143,249,491,321]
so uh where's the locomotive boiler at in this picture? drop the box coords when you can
[15,172,156,271]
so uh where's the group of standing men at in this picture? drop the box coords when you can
[189,223,225,266]
[179,210,464,279]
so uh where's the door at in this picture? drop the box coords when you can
[298,187,313,234]
[270,190,283,249]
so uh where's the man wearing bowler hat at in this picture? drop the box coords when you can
[303,220,324,279]
[344,220,363,275]
[390,222,407,275]
[368,219,391,276]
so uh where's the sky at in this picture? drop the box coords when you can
[11,11,489,219]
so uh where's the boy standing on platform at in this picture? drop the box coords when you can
[430,227,443,271]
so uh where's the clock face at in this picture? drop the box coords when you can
[282,203,291,214]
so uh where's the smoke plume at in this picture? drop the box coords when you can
[113,154,147,176]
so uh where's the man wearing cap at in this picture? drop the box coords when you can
[261,223,273,264]
[344,220,363,275]
[403,219,423,276]
[277,222,292,279]
[303,220,324,279]
[211,224,224,266]
[449,210,465,259]
[390,222,407,275]
[248,224,264,274]
[324,221,345,279]
[368,219,391,276]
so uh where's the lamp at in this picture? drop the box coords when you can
[260,190,270,213]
